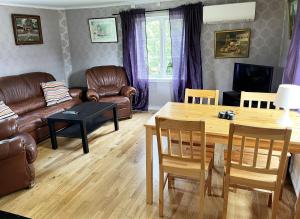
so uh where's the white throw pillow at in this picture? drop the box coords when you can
[0,101,17,120]
[41,81,72,106]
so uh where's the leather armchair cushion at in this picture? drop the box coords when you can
[100,96,130,108]
[98,85,120,97]
[0,117,18,140]
[69,88,82,99]
[10,97,46,115]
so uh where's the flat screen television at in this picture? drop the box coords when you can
[233,63,273,92]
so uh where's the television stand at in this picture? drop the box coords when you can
[223,91,241,106]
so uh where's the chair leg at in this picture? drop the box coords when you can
[223,177,230,219]
[268,193,273,208]
[167,175,174,189]
[280,156,289,200]
[271,187,281,219]
[208,165,213,196]
[199,173,206,219]
[159,170,164,217]
[222,175,225,198]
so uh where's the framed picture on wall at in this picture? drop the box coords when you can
[288,0,298,39]
[11,14,43,45]
[214,29,251,59]
[88,17,118,43]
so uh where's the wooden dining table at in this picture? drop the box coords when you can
[144,102,300,212]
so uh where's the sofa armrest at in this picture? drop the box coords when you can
[0,136,23,161]
[69,88,83,99]
[19,133,37,164]
[120,86,136,98]
[0,117,18,140]
[87,89,100,102]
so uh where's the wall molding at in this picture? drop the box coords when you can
[0,0,176,10]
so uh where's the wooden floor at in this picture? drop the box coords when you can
[0,112,297,219]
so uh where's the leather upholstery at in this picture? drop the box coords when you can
[86,66,136,119]
[0,117,18,140]
[0,72,82,142]
[0,117,37,197]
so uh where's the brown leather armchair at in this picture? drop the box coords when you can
[86,66,136,119]
[0,117,37,197]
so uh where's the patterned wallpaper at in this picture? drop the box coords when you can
[0,0,286,94]
[0,5,65,82]
[58,10,73,84]
[66,0,285,93]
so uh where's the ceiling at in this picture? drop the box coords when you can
[0,0,176,9]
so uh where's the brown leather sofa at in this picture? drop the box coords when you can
[0,72,82,143]
[0,117,37,197]
[86,66,136,119]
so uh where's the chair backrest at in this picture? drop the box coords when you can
[86,66,128,97]
[155,116,206,171]
[226,123,291,178]
[184,89,219,105]
[240,91,278,109]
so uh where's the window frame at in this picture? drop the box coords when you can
[146,11,173,81]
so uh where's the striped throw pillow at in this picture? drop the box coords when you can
[0,101,17,120]
[41,81,72,106]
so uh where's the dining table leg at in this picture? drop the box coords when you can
[146,126,153,204]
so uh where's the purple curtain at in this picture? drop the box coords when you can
[283,1,300,85]
[169,3,203,102]
[120,9,149,111]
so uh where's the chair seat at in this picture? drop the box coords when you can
[99,96,130,108]
[228,168,277,191]
[163,156,213,179]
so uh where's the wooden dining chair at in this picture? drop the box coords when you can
[155,116,213,218]
[239,91,290,201]
[184,88,219,169]
[294,193,300,219]
[184,89,219,105]
[240,91,278,109]
[223,123,292,219]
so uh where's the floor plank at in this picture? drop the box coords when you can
[0,112,296,219]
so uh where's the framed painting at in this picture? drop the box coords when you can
[288,0,298,39]
[214,29,251,59]
[12,14,43,45]
[88,17,118,43]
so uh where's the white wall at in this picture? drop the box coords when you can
[149,80,173,110]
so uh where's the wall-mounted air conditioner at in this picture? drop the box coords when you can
[203,2,256,24]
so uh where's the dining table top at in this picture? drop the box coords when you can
[145,102,300,152]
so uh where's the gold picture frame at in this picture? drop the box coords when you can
[214,29,251,59]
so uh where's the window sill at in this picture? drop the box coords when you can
[149,78,172,83]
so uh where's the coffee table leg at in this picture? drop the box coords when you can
[80,121,89,154]
[113,106,119,131]
[48,120,58,150]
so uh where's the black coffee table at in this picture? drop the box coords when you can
[47,102,119,154]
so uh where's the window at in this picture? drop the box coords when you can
[146,12,173,80]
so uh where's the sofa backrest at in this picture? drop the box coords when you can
[86,66,128,97]
[0,72,55,105]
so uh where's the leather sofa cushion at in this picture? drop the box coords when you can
[0,72,55,105]
[100,96,130,108]
[17,113,43,133]
[10,97,46,115]
[33,99,81,123]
